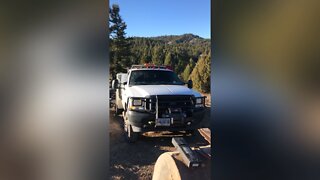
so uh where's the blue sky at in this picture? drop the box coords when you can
[109,0,210,39]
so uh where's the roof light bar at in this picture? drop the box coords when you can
[130,64,172,70]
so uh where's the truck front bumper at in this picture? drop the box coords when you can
[127,108,207,132]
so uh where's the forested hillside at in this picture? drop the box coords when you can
[110,4,211,93]
[129,34,210,73]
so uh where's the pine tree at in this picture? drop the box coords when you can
[182,64,192,82]
[189,58,195,69]
[189,52,211,93]
[164,52,172,66]
[140,48,150,64]
[152,45,164,65]
[109,4,131,78]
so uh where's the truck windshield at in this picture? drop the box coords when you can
[129,70,185,86]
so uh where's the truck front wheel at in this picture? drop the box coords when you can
[114,104,122,116]
[125,123,139,142]
[124,113,138,142]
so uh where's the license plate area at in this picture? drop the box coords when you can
[155,118,171,126]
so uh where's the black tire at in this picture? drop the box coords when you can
[125,123,139,143]
[114,105,122,116]
[123,106,138,142]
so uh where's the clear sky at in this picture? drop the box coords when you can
[109,0,210,39]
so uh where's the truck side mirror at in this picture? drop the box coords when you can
[111,79,119,89]
[187,80,193,89]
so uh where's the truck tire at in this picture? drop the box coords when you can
[125,124,138,143]
[123,112,138,142]
[114,105,122,116]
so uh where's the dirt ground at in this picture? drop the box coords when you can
[109,106,210,180]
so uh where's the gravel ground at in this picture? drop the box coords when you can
[109,107,210,180]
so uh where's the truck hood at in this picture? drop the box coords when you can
[126,85,202,97]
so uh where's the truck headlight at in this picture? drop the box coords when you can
[132,99,142,106]
[196,98,203,104]
[129,98,146,111]
[195,97,205,108]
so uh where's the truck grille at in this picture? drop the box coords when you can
[147,95,195,112]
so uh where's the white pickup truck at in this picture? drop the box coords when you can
[111,64,206,142]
